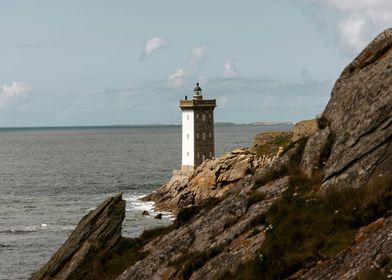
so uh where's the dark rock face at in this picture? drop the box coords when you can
[299,217,392,280]
[30,194,125,280]
[323,28,392,189]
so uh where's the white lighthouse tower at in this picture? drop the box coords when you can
[179,83,216,173]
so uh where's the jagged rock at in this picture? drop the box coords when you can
[154,213,162,219]
[298,217,392,280]
[144,148,258,212]
[30,194,125,280]
[293,119,318,141]
[251,131,293,165]
[116,177,289,280]
[30,28,392,280]
[322,28,392,189]
[145,133,290,213]
[142,174,190,212]
[300,127,331,177]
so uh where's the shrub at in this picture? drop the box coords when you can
[222,174,392,280]
[172,246,224,279]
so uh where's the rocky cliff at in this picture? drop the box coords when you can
[31,29,392,280]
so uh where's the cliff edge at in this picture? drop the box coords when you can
[31,28,392,280]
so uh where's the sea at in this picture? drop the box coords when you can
[0,124,292,280]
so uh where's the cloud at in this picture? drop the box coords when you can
[0,81,31,107]
[338,14,368,54]
[168,68,187,89]
[300,0,392,55]
[223,59,238,78]
[143,37,168,56]
[190,46,206,66]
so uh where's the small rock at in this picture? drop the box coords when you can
[154,213,162,219]
[142,210,150,216]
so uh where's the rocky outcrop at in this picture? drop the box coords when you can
[30,194,125,280]
[144,148,259,212]
[32,29,392,280]
[145,135,291,213]
[322,28,392,189]
[293,119,318,141]
[117,177,289,280]
[298,217,392,280]
[251,131,293,164]
[300,127,331,177]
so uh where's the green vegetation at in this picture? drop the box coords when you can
[96,198,224,279]
[252,137,309,190]
[222,173,392,280]
[98,225,175,279]
[254,133,292,159]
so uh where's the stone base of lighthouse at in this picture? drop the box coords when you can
[172,165,194,177]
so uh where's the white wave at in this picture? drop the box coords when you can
[1,224,75,234]
[123,194,175,220]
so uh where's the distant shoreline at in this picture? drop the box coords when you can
[0,122,294,131]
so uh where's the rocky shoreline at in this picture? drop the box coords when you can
[30,28,392,280]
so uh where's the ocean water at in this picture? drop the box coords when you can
[0,124,291,280]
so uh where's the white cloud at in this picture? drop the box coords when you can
[223,59,238,78]
[338,14,368,54]
[168,68,187,89]
[143,37,167,56]
[190,46,206,66]
[0,81,31,107]
[302,0,392,55]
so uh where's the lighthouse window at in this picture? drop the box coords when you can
[197,152,199,158]
[187,133,189,139]
[202,114,206,121]
[196,113,199,119]
[187,114,189,121]
[202,154,206,161]
[187,152,189,157]
[209,152,212,158]
[209,132,212,138]
[202,132,206,140]
[196,132,199,139]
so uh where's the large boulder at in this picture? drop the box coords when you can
[30,194,125,280]
[322,28,392,188]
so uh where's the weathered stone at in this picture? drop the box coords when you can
[154,213,162,219]
[300,127,331,177]
[30,194,125,280]
[298,217,392,280]
[293,119,318,141]
[116,177,288,280]
[322,28,392,189]
[142,210,150,216]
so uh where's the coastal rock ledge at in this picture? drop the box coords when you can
[31,28,392,280]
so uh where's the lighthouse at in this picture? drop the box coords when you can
[180,83,217,173]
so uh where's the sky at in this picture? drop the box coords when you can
[0,0,391,127]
